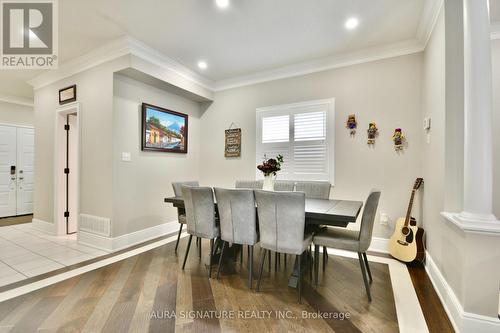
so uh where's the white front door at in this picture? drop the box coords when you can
[16,127,35,215]
[0,125,17,217]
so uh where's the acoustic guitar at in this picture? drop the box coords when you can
[389,178,425,263]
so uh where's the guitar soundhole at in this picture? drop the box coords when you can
[401,226,410,235]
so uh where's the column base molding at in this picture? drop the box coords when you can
[441,211,500,235]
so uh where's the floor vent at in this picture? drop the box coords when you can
[79,214,111,237]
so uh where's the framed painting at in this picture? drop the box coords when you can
[59,85,77,105]
[141,103,188,153]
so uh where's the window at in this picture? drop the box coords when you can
[256,99,334,182]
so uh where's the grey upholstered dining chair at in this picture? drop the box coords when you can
[295,181,332,265]
[235,180,263,189]
[273,180,295,191]
[181,186,220,278]
[312,190,381,301]
[214,188,259,288]
[295,181,331,199]
[254,190,312,303]
[172,181,199,253]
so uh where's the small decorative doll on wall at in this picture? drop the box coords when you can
[346,114,357,136]
[367,122,378,145]
[392,128,406,151]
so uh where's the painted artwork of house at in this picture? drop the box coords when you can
[143,104,187,153]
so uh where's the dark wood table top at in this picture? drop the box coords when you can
[164,196,363,227]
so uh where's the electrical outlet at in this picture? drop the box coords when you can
[423,117,431,130]
[121,152,131,162]
[379,213,389,226]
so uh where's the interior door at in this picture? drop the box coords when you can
[16,127,35,215]
[0,125,17,217]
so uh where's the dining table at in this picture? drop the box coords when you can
[164,195,363,288]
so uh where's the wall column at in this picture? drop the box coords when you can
[458,0,497,222]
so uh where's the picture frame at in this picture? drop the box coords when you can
[225,128,241,157]
[58,85,77,105]
[141,103,188,153]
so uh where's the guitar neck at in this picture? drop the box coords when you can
[404,190,416,226]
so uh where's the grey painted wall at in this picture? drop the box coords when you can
[112,74,202,237]
[492,39,500,218]
[420,9,467,306]
[199,53,424,239]
[0,101,34,126]
[33,56,129,224]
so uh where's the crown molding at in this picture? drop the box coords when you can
[28,36,215,92]
[416,0,444,47]
[127,38,215,90]
[28,36,131,90]
[27,0,445,95]
[492,23,500,40]
[0,93,34,107]
[214,38,424,91]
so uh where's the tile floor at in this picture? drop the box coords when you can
[0,223,108,287]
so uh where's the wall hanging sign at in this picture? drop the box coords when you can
[346,114,357,136]
[367,122,378,145]
[392,128,406,151]
[59,85,77,105]
[141,103,188,153]
[225,126,241,158]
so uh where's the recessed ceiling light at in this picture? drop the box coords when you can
[216,0,229,9]
[345,17,359,30]
[197,61,208,70]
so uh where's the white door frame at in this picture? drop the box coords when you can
[54,102,81,236]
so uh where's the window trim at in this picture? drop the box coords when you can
[255,98,335,184]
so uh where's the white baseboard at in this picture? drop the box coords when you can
[31,218,56,235]
[369,236,390,253]
[425,251,500,333]
[78,220,180,252]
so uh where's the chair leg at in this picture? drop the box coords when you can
[323,247,327,271]
[268,251,272,272]
[208,238,214,278]
[358,252,372,302]
[216,241,227,280]
[284,254,287,269]
[175,224,183,253]
[363,252,373,283]
[198,238,202,259]
[240,245,244,265]
[248,245,254,289]
[297,253,302,303]
[182,235,193,270]
[314,245,319,287]
[309,249,313,281]
[247,245,251,268]
[257,249,267,292]
[274,252,278,272]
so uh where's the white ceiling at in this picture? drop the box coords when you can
[0,0,438,100]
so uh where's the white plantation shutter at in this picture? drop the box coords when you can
[256,99,334,182]
[262,115,289,143]
[294,111,326,141]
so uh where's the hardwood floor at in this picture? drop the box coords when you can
[407,262,455,333]
[0,215,32,227]
[0,238,400,333]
